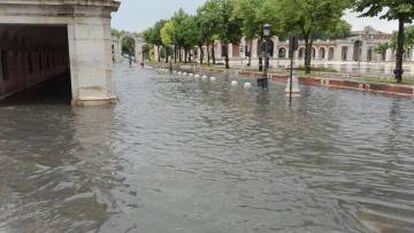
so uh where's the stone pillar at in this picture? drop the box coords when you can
[134,37,144,63]
[411,46,414,62]
[386,48,393,62]
[228,43,233,59]
[347,44,354,62]
[240,37,246,59]
[215,41,222,60]
[252,39,258,59]
[67,12,117,106]
[273,37,279,59]
[360,43,368,62]
[334,45,343,61]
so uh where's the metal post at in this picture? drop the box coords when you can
[264,39,268,90]
[289,51,294,103]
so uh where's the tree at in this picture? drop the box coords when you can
[233,0,263,66]
[196,0,221,65]
[375,42,390,61]
[354,0,414,83]
[181,15,202,63]
[390,25,414,51]
[169,9,190,63]
[323,20,352,40]
[160,21,175,63]
[232,0,280,67]
[143,20,166,63]
[216,0,243,69]
[277,0,352,74]
[121,36,135,62]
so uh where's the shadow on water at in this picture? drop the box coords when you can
[0,72,72,106]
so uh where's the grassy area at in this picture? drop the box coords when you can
[295,66,338,73]
[362,77,414,86]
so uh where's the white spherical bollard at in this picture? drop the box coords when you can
[231,80,239,87]
[183,72,187,76]
[210,77,217,82]
[195,74,200,78]
[189,73,193,76]
[201,75,208,80]
[243,82,252,90]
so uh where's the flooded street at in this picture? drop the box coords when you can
[1,64,414,233]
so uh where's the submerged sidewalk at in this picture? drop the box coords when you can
[180,64,414,97]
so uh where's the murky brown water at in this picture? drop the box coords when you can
[1,65,414,233]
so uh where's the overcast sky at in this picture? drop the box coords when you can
[111,0,399,33]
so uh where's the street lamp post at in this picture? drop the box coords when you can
[259,24,271,90]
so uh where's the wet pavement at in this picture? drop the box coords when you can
[1,65,414,233]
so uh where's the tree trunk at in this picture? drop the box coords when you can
[179,47,182,63]
[199,45,204,64]
[174,45,177,64]
[248,40,253,67]
[157,45,161,63]
[207,44,211,66]
[258,38,263,71]
[304,36,313,74]
[224,44,230,69]
[184,49,188,63]
[395,19,405,83]
[212,45,216,64]
[165,47,168,63]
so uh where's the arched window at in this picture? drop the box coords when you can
[319,47,326,60]
[298,48,305,59]
[353,40,363,61]
[278,47,286,58]
[328,47,334,60]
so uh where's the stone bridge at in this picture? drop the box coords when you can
[0,0,120,106]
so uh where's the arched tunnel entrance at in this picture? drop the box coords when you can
[0,24,71,105]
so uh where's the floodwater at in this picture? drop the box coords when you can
[277,60,414,79]
[1,65,414,233]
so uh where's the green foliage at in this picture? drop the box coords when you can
[374,42,390,54]
[354,0,414,23]
[143,20,166,46]
[323,20,352,40]
[216,0,243,45]
[121,36,135,55]
[196,0,221,45]
[160,21,174,46]
[276,0,352,73]
[390,25,414,50]
[354,0,414,82]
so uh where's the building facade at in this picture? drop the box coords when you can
[205,29,414,67]
[0,0,120,106]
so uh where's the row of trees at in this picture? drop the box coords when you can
[143,0,414,82]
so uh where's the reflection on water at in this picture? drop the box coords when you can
[1,65,414,233]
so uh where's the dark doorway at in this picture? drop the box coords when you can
[0,24,71,105]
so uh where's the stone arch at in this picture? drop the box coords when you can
[312,47,316,59]
[278,47,287,58]
[367,47,373,62]
[328,47,335,60]
[353,40,363,61]
[319,47,326,60]
[404,47,412,61]
[257,40,274,57]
